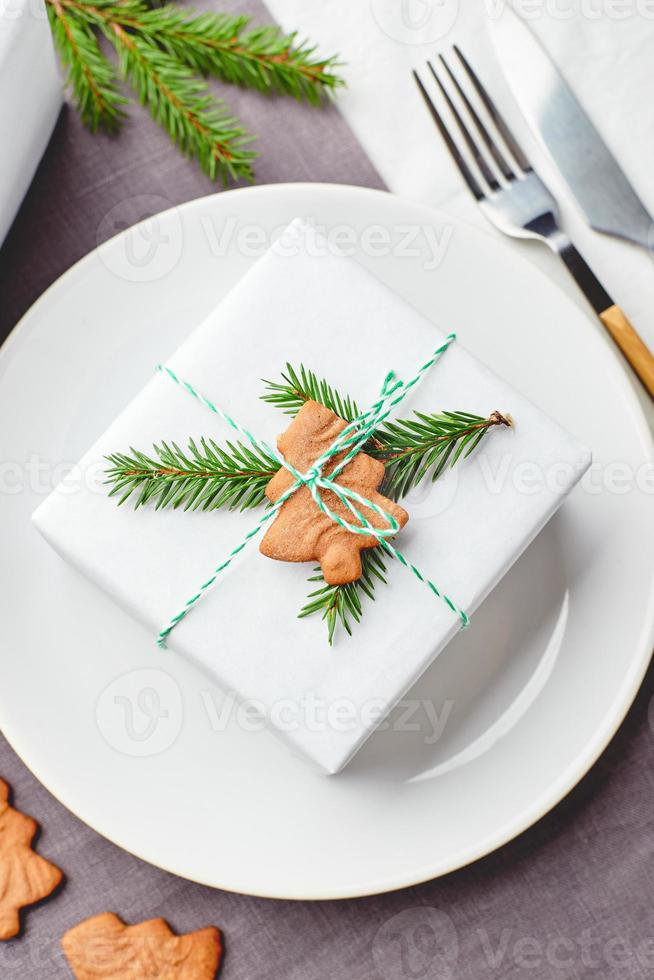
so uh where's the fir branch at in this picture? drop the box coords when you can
[261,363,360,420]
[105,437,278,512]
[374,410,512,499]
[106,23,256,182]
[262,364,511,499]
[105,366,511,642]
[124,8,343,104]
[298,548,389,645]
[294,407,512,641]
[47,0,126,131]
[45,0,343,180]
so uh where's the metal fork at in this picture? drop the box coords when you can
[413,47,654,398]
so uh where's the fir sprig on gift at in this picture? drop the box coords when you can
[105,364,511,641]
[262,363,511,499]
[262,363,360,420]
[299,549,388,644]
[105,438,278,511]
[373,410,511,498]
[46,0,343,181]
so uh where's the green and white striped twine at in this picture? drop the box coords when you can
[155,332,469,647]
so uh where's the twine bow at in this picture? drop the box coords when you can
[156,333,469,647]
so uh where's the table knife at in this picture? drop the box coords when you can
[490,7,654,250]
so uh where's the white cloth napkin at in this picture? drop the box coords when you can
[33,220,589,774]
[0,0,61,244]
[265,0,654,354]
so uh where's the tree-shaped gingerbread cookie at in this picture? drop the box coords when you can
[260,400,409,584]
[0,778,63,940]
[62,912,223,979]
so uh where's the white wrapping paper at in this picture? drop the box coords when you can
[0,0,61,245]
[33,220,590,774]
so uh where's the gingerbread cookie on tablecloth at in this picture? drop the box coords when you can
[260,400,409,585]
[61,912,223,979]
[0,778,63,940]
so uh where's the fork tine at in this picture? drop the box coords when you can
[412,69,485,201]
[438,53,514,181]
[427,62,501,192]
[453,45,532,173]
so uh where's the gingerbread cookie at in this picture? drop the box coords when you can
[0,778,63,940]
[260,400,408,585]
[61,912,223,979]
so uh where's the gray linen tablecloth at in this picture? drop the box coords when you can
[1,2,654,977]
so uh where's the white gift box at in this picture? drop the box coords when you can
[33,219,591,774]
[0,0,62,245]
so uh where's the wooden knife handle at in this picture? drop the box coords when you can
[599,304,654,399]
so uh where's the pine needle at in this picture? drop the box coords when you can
[374,410,511,500]
[45,0,344,181]
[105,437,278,512]
[298,548,389,645]
[262,364,511,499]
[132,9,344,104]
[47,0,127,131]
[261,362,360,420]
[107,24,256,182]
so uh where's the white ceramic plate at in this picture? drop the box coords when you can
[1,184,653,900]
